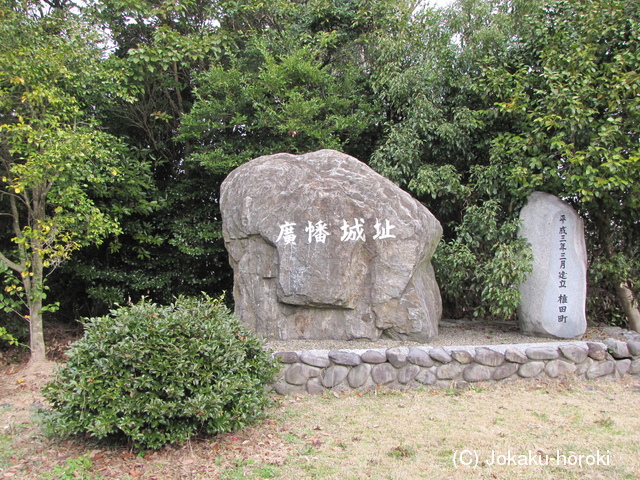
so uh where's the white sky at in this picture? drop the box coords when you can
[425,0,456,8]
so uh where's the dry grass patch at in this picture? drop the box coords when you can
[247,378,640,480]
[1,366,640,479]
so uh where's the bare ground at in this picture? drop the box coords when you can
[1,321,639,479]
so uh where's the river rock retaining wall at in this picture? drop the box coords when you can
[270,338,640,395]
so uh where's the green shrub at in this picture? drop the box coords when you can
[0,326,18,347]
[433,201,532,320]
[42,295,278,450]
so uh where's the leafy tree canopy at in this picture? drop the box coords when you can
[480,0,640,326]
[0,0,153,361]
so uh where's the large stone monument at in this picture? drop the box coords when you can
[220,149,442,342]
[517,191,587,338]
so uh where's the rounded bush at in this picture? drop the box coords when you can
[42,296,278,450]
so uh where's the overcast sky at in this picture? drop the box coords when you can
[424,0,455,8]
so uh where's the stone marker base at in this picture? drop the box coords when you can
[270,338,640,395]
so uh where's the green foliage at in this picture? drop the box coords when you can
[368,0,640,324]
[44,453,95,480]
[1,0,637,329]
[181,45,375,173]
[55,166,231,316]
[434,201,532,319]
[587,251,639,326]
[47,0,233,317]
[369,0,531,188]
[483,0,640,207]
[368,0,539,319]
[0,326,18,347]
[0,1,154,360]
[180,0,397,175]
[42,296,278,450]
[479,0,640,322]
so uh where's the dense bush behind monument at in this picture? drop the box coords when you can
[2,0,639,362]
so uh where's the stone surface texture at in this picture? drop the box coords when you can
[526,346,560,360]
[361,350,387,364]
[429,347,452,364]
[348,363,372,388]
[220,149,442,341]
[451,350,474,364]
[588,343,607,360]
[505,348,528,364]
[407,347,434,367]
[299,351,330,368]
[628,341,640,357]
[559,344,588,364]
[493,363,519,380]
[270,338,640,395]
[463,364,492,382]
[603,338,631,359]
[474,347,505,366]
[517,192,587,339]
[328,350,361,366]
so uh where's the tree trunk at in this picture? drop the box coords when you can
[28,299,46,364]
[615,282,640,333]
[27,189,48,364]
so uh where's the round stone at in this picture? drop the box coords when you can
[386,348,408,368]
[306,378,325,395]
[603,339,631,359]
[285,363,321,385]
[586,361,615,379]
[474,347,505,367]
[559,344,588,363]
[545,359,577,378]
[321,365,349,388]
[361,350,387,364]
[463,364,492,383]
[504,348,528,364]
[492,363,519,380]
[518,361,545,378]
[587,343,607,361]
[407,347,434,367]
[415,368,436,385]
[627,340,640,357]
[329,350,361,366]
[348,363,372,388]
[273,381,305,395]
[436,362,463,380]
[525,346,560,361]
[398,365,420,384]
[451,350,474,364]
[429,347,452,364]
[371,363,397,384]
[274,351,299,364]
[575,358,594,376]
[299,350,331,368]
[616,359,631,377]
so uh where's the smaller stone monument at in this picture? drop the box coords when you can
[517,191,587,338]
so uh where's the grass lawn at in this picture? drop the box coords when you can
[1,363,639,479]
